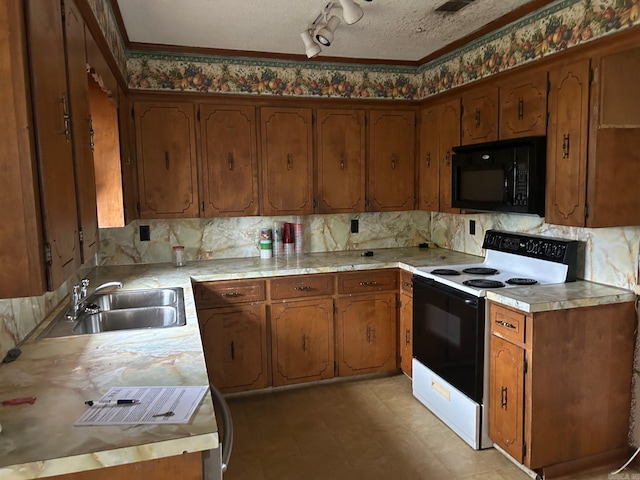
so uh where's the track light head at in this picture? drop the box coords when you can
[315,15,340,46]
[300,30,322,58]
[338,0,364,24]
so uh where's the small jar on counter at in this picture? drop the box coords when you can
[172,245,186,267]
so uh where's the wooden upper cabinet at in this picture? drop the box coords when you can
[134,101,200,218]
[586,45,640,227]
[260,107,313,215]
[439,99,461,214]
[63,0,98,261]
[545,59,590,227]
[368,110,416,212]
[26,0,81,289]
[418,105,439,211]
[200,104,259,217]
[316,109,366,213]
[499,68,548,140]
[117,88,139,224]
[461,85,499,145]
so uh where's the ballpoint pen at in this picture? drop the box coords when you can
[84,399,140,406]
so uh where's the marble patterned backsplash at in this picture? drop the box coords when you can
[431,212,640,290]
[97,211,432,266]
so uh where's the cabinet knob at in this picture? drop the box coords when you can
[445,150,451,166]
[165,151,170,170]
[405,329,410,346]
[340,153,345,170]
[88,116,95,152]
[287,153,293,170]
[425,153,431,167]
[59,93,71,143]
[301,334,307,352]
[367,325,373,343]
[230,341,235,360]
[228,152,234,171]
[475,108,481,128]
[391,153,397,170]
[402,281,412,289]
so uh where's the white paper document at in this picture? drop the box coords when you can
[74,385,209,426]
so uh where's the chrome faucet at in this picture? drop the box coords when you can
[68,279,123,321]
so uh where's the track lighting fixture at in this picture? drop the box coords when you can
[316,15,340,46]
[338,0,363,25]
[300,0,372,58]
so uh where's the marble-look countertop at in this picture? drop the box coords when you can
[1,247,635,479]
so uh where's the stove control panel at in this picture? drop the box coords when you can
[482,230,579,276]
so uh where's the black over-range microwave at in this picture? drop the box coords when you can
[451,136,546,216]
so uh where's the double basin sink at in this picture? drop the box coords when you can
[41,287,187,338]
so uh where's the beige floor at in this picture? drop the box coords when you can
[224,374,640,480]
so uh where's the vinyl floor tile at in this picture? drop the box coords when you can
[224,374,640,480]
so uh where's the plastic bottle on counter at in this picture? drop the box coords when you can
[273,222,284,257]
[259,228,273,259]
[294,216,304,255]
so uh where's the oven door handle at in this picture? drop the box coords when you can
[464,298,478,306]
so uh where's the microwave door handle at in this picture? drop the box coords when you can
[505,162,516,206]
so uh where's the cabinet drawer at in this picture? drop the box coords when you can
[400,270,413,294]
[270,274,334,300]
[338,269,398,294]
[195,279,265,308]
[490,303,526,344]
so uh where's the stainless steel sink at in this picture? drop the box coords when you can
[40,287,186,338]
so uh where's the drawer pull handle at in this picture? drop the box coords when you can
[359,281,378,287]
[495,320,516,330]
[402,281,412,289]
[230,341,235,360]
[405,329,410,346]
[391,153,397,170]
[367,326,372,343]
[294,286,312,291]
[228,152,234,170]
[222,292,244,298]
[287,153,293,170]
[425,153,431,167]
[500,386,508,409]
[475,108,481,128]
[445,150,451,166]
[302,334,306,352]
[340,153,345,170]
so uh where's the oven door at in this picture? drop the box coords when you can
[412,275,485,403]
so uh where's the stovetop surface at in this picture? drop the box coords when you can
[415,250,570,297]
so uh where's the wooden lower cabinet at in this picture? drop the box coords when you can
[198,303,269,393]
[48,452,204,480]
[399,271,413,376]
[271,298,335,386]
[489,301,636,476]
[337,291,397,376]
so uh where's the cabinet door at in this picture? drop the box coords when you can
[489,335,525,463]
[399,290,413,377]
[546,60,590,226]
[368,110,415,212]
[499,69,547,140]
[418,105,439,211]
[117,88,139,224]
[337,292,397,376]
[26,0,81,289]
[587,46,640,227]
[135,101,200,218]
[198,304,268,393]
[271,298,334,386]
[317,109,366,213]
[260,107,313,215]
[64,0,98,261]
[200,104,259,217]
[439,99,461,214]
[461,85,499,145]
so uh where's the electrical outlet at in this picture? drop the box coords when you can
[469,220,476,235]
[139,225,150,241]
[351,219,359,233]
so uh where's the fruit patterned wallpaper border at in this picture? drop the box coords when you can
[121,0,640,99]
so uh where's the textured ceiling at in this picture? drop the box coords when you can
[115,0,541,62]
